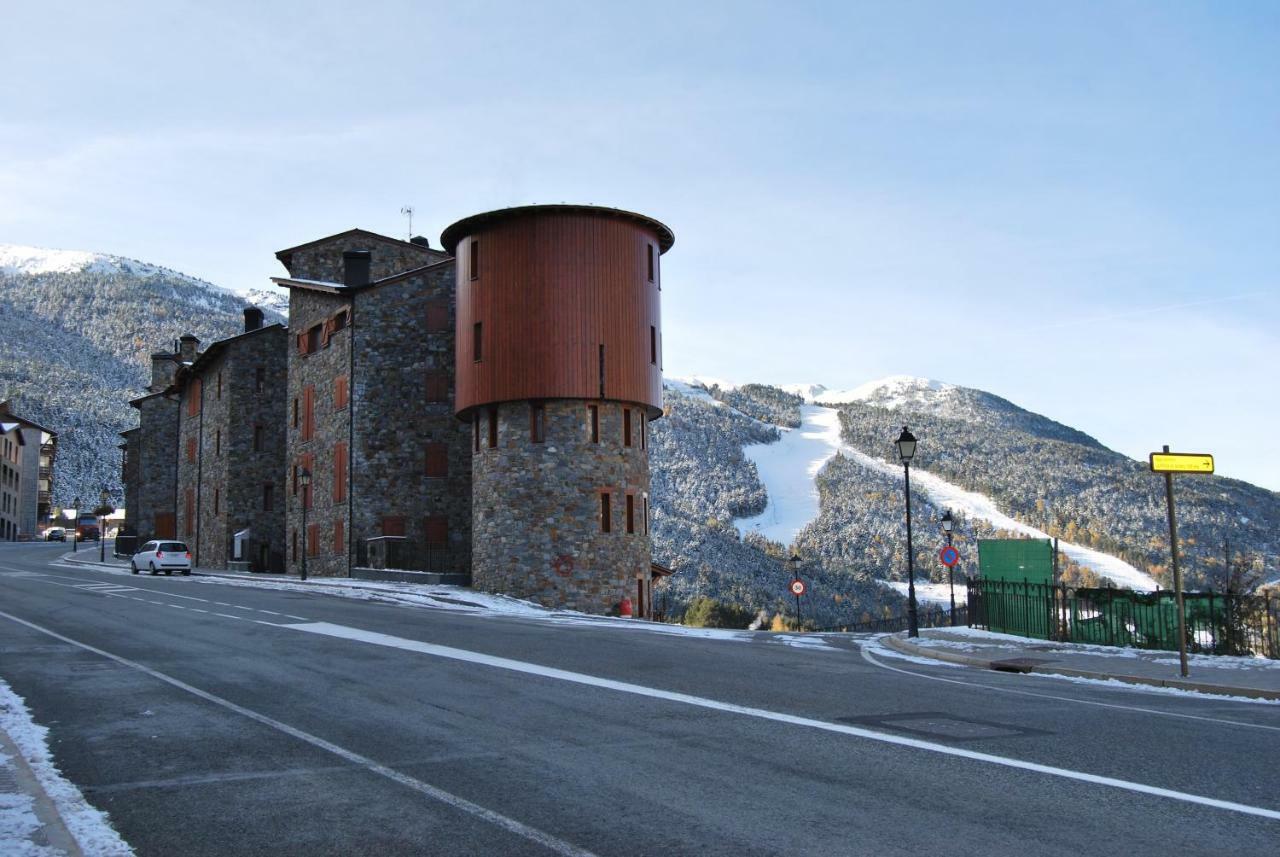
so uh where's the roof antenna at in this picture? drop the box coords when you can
[400,205,414,241]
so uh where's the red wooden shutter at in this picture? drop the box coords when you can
[425,443,448,478]
[333,518,344,554]
[424,515,448,546]
[381,516,405,537]
[333,442,347,502]
[307,524,319,557]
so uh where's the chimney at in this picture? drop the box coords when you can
[243,306,264,332]
[150,353,177,391]
[343,250,371,287]
[178,334,200,363]
[409,235,431,248]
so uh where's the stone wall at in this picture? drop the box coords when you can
[134,393,179,543]
[120,427,139,533]
[283,234,446,284]
[350,263,472,576]
[471,399,652,612]
[286,288,352,577]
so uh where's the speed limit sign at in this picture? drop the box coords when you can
[789,579,807,597]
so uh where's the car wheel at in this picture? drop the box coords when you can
[150,563,158,576]
[131,562,138,575]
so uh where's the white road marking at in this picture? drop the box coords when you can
[285,620,1280,821]
[0,610,600,857]
[859,641,1280,732]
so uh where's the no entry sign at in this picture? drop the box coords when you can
[789,579,807,597]
[939,546,960,567]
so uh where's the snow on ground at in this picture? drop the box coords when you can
[734,406,843,545]
[726,400,1158,590]
[880,580,961,609]
[0,679,132,855]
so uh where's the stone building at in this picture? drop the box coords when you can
[441,205,673,615]
[174,309,288,571]
[124,339,192,541]
[271,229,471,579]
[0,401,58,539]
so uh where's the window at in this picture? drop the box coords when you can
[469,238,479,280]
[334,375,349,410]
[263,483,273,512]
[186,437,197,463]
[623,408,632,447]
[600,492,612,533]
[213,488,220,516]
[215,429,221,456]
[333,442,347,502]
[626,494,635,534]
[255,367,265,394]
[425,442,448,478]
[473,322,483,362]
[424,515,447,546]
[306,324,322,353]
[216,372,222,400]
[291,529,297,563]
[644,497,649,534]
[598,344,605,398]
[334,518,344,554]
[487,407,498,449]
[650,326,657,365]
[301,386,314,440]
[187,379,201,416]
[472,413,480,453]
[425,301,449,332]
[640,413,647,450]
[530,402,545,443]
[589,405,599,443]
[253,424,264,452]
[647,244,654,282]
[291,463,298,496]
[425,370,449,404]
[332,310,348,333]
[306,524,319,557]
[292,397,299,429]
[381,516,405,537]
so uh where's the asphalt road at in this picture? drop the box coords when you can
[2,540,1278,856]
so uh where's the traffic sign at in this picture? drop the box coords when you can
[939,546,960,567]
[1149,452,1214,474]
[789,579,807,597]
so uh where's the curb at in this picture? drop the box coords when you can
[0,722,84,856]
[883,634,1280,701]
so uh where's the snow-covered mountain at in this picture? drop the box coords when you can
[0,243,285,506]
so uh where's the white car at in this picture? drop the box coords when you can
[131,541,192,576]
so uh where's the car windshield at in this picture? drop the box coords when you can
[159,543,188,552]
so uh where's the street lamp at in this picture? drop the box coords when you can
[941,510,956,626]
[98,488,110,563]
[299,468,311,581]
[71,495,81,553]
[895,426,919,637]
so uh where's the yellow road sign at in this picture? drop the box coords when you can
[1149,452,1214,474]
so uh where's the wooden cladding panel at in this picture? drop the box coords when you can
[454,211,663,417]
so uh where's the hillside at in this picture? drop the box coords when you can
[0,244,284,507]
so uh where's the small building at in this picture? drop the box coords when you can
[123,340,190,541]
[0,401,58,540]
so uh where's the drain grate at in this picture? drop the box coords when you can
[990,656,1055,673]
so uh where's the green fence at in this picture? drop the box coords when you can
[977,539,1053,584]
[967,578,1280,659]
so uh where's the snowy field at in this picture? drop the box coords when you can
[720,390,1158,591]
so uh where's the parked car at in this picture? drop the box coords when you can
[130,541,192,576]
[44,527,66,542]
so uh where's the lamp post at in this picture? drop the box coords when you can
[299,468,311,581]
[895,427,919,637]
[941,510,956,626]
[98,489,110,563]
[71,496,81,553]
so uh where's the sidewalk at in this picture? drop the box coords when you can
[885,627,1280,701]
[0,718,83,856]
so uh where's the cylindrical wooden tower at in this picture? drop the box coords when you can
[441,205,674,614]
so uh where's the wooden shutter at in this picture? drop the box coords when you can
[333,442,347,502]
[425,442,448,478]
[381,516,405,537]
[424,515,447,546]
[333,518,344,554]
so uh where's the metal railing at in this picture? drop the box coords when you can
[967,578,1280,659]
[816,605,966,634]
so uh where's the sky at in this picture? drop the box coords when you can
[2,1,1277,490]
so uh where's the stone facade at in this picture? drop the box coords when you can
[120,427,139,532]
[278,230,447,283]
[129,390,180,542]
[471,399,652,612]
[177,325,288,570]
[282,244,472,578]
